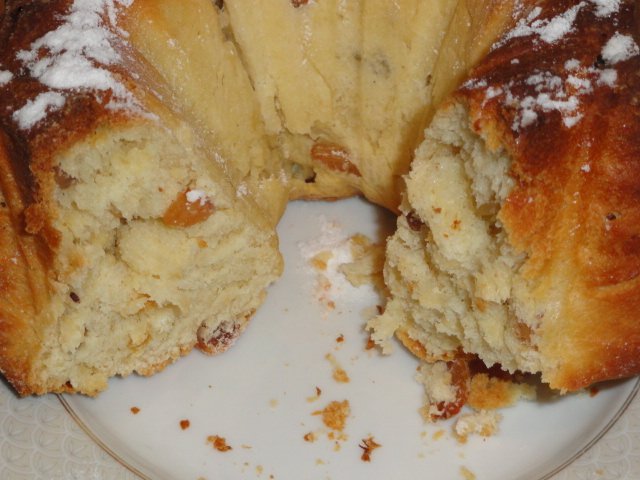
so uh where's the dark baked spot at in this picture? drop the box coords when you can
[406,211,424,231]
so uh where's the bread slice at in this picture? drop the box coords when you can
[0,0,282,395]
[370,0,640,402]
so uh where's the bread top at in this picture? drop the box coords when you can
[457,0,640,390]
[0,0,170,245]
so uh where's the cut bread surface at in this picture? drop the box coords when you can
[369,102,541,376]
[372,0,640,403]
[31,118,282,395]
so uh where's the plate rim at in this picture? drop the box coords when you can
[57,376,640,480]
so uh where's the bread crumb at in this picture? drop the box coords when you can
[207,435,232,452]
[333,368,349,383]
[130,406,140,414]
[336,334,344,343]
[432,429,445,441]
[460,466,476,480]
[304,432,316,442]
[365,335,376,350]
[313,400,350,431]
[180,419,190,430]
[298,218,366,310]
[325,353,350,383]
[454,410,501,443]
[359,436,381,462]
[311,251,332,271]
[306,386,322,402]
[339,234,385,293]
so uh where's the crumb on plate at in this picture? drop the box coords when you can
[325,353,350,383]
[313,400,351,431]
[359,436,381,462]
[460,465,476,480]
[307,386,322,402]
[207,435,232,452]
[454,410,501,443]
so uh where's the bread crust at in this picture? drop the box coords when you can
[456,0,640,390]
[0,0,189,395]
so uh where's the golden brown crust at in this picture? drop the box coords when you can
[0,129,63,395]
[456,0,640,390]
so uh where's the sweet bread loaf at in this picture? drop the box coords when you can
[5,0,637,407]
[0,0,282,395]
[370,0,640,417]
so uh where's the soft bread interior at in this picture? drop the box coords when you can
[369,102,543,376]
[38,119,282,394]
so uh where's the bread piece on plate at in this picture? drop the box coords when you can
[0,0,282,395]
[370,0,640,406]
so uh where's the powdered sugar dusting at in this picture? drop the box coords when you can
[597,68,618,87]
[591,0,621,17]
[498,2,585,46]
[468,2,638,132]
[497,1,625,48]
[185,189,208,205]
[12,92,66,130]
[488,70,588,130]
[0,70,13,86]
[236,182,249,198]
[601,33,640,65]
[298,216,370,309]
[12,0,140,130]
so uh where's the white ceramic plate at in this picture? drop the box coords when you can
[1,198,639,480]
